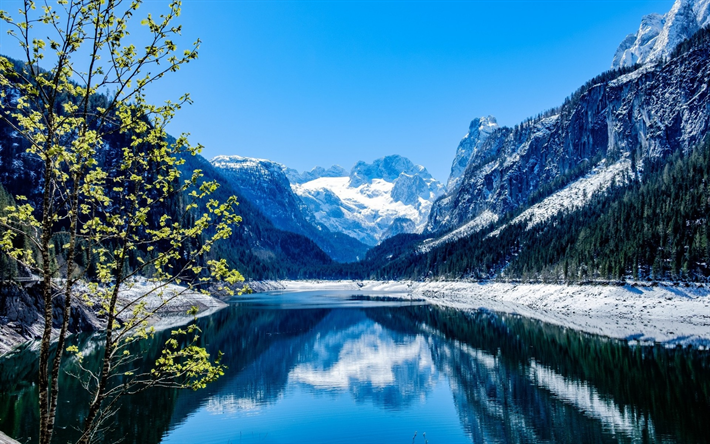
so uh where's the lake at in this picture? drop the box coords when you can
[1,290,709,444]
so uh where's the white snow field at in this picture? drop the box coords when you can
[418,210,499,253]
[293,176,437,244]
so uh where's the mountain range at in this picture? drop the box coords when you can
[360,0,710,282]
[290,155,444,246]
[210,154,444,250]
[1,0,709,284]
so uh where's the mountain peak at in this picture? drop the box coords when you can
[285,165,348,184]
[292,155,444,245]
[612,0,710,69]
[285,155,434,188]
[446,115,499,191]
[348,155,431,188]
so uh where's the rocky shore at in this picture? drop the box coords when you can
[0,280,226,355]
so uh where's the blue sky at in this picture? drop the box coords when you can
[1,0,673,181]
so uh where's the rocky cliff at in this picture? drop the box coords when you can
[426,34,710,235]
[211,155,370,262]
[612,0,710,68]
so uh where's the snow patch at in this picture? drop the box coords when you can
[115,278,227,331]
[489,158,632,238]
[418,210,499,253]
[211,155,278,171]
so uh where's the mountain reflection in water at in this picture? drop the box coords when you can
[0,294,708,444]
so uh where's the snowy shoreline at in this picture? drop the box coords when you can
[0,280,227,356]
[248,280,710,348]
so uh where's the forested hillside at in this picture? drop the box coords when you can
[0,55,335,282]
[350,26,710,283]
[361,136,710,282]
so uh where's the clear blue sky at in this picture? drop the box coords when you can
[1,0,673,182]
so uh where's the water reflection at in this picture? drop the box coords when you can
[528,362,655,441]
[288,311,438,410]
[0,296,708,444]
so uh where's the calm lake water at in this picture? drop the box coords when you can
[1,290,709,444]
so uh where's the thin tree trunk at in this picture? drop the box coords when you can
[38,149,55,444]
[77,241,128,444]
[47,182,81,438]
[76,285,117,444]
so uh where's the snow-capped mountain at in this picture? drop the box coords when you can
[447,116,499,191]
[612,0,710,69]
[425,32,710,239]
[211,155,370,263]
[212,155,310,234]
[364,28,710,281]
[292,155,445,246]
[285,165,348,184]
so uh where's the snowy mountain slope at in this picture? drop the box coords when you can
[285,165,348,184]
[295,177,420,246]
[487,158,632,238]
[420,155,627,253]
[418,210,498,253]
[612,0,710,68]
[425,34,710,237]
[292,155,445,246]
[210,155,370,262]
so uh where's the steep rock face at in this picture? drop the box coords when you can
[447,116,499,191]
[211,155,369,262]
[212,156,315,236]
[612,0,710,68]
[292,155,445,246]
[0,283,102,354]
[426,39,710,234]
[391,173,432,206]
